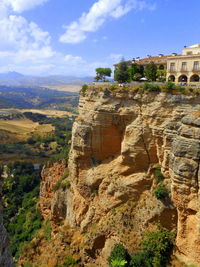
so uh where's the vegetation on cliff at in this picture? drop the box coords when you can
[108,228,175,267]
[2,162,42,258]
[1,112,74,262]
[81,81,200,97]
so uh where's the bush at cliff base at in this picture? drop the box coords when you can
[108,243,130,267]
[108,228,175,267]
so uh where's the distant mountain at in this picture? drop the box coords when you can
[0,72,93,87]
[0,72,25,79]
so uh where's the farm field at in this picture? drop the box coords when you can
[44,84,81,92]
[0,108,74,164]
[0,118,54,135]
[18,108,76,117]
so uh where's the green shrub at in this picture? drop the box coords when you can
[53,180,61,191]
[111,258,127,267]
[108,229,175,267]
[157,77,166,83]
[63,256,77,266]
[154,167,164,182]
[61,181,71,191]
[109,85,117,91]
[163,82,187,94]
[130,251,151,267]
[108,243,129,267]
[154,183,168,200]
[143,83,160,92]
[176,85,185,93]
[141,229,175,267]
[43,220,52,240]
[61,169,69,180]
[91,187,98,196]
[163,81,175,91]
[130,229,175,267]
[81,84,88,96]
[22,261,34,267]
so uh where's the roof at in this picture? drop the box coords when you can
[114,55,171,66]
[187,44,200,48]
[136,55,169,65]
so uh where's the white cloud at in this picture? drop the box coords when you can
[0,46,115,76]
[0,0,94,76]
[60,0,156,44]
[0,0,142,76]
[3,0,49,13]
[0,0,54,70]
[64,54,85,65]
[0,15,51,51]
[60,21,87,44]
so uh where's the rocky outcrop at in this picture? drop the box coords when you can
[35,88,200,266]
[39,161,67,220]
[0,181,13,266]
[170,114,200,265]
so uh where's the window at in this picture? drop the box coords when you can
[187,51,192,55]
[181,62,187,71]
[170,63,175,71]
[193,61,199,70]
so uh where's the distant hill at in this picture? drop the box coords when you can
[0,72,93,88]
[0,71,25,80]
[0,85,79,110]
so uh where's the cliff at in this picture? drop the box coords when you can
[20,87,200,266]
[0,182,13,266]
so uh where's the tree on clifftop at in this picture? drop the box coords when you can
[114,59,129,83]
[95,68,112,81]
[144,61,157,81]
[128,63,144,81]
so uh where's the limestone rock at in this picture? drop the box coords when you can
[36,88,200,266]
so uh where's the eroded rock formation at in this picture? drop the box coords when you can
[67,88,200,266]
[23,87,200,266]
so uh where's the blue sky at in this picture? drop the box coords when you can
[0,0,200,76]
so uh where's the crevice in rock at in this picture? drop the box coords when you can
[85,235,106,259]
[139,105,151,164]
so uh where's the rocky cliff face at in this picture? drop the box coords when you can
[0,182,13,266]
[67,88,200,266]
[23,87,200,266]
[170,113,200,265]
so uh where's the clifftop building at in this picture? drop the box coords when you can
[115,44,200,83]
[167,44,200,83]
[114,55,169,71]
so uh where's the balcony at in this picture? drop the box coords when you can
[180,69,188,72]
[192,68,200,73]
[168,69,176,73]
